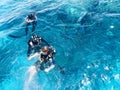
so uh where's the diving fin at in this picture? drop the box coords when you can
[56,65,65,74]
[8,34,24,38]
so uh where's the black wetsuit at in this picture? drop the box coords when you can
[35,47,56,71]
[27,37,49,57]
[25,14,37,35]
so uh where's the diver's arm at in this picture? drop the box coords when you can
[44,58,55,72]
[29,41,34,48]
[28,52,39,60]
[44,48,56,72]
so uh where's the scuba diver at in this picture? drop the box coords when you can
[27,46,56,82]
[27,34,50,57]
[25,13,37,35]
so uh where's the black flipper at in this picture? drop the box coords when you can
[8,34,24,38]
[56,65,65,74]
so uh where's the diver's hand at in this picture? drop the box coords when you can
[44,68,49,72]
[44,65,55,72]
[28,56,31,60]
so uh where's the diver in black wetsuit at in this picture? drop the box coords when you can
[25,13,37,35]
[35,46,56,72]
[28,46,56,72]
[27,34,50,57]
[27,46,56,82]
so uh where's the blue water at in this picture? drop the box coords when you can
[1,0,120,90]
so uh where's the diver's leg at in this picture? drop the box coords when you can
[25,23,30,35]
[28,66,37,83]
[32,21,37,32]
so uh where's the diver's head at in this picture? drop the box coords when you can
[31,34,38,40]
[41,46,49,54]
[28,13,35,20]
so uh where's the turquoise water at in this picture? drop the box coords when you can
[1,0,120,90]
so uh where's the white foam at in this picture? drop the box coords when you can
[110,25,114,29]
[81,77,91,86]
[104,66,109,70]
[114,74,119,80]
[87,65,91,69]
